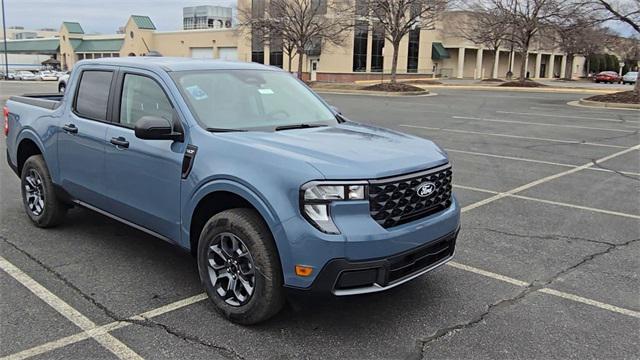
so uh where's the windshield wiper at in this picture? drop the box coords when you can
[206,127,247,133]
[275,124,328,131]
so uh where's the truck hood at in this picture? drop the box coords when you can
[225,122,448,179]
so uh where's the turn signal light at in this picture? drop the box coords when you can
[295,265,313,277]
[3,106,8,136]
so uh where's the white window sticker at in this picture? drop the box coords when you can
[186,85,208,100]
[258,88,274,95]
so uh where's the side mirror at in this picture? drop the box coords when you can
[134,116,183,141]
[330,105,342,115]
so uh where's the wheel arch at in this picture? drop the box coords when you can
[16,136,44,174]
[185,181,287,259]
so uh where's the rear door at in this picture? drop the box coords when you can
[102,69,185,241]
[58,68,116,207]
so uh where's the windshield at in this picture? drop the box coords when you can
[172,70,338,131]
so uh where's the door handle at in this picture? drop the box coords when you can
[62,123,78,134]
[110,136,129,149]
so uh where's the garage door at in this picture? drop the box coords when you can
[190,48,213,59]
[218,47,238,61]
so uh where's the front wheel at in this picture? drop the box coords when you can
[197,209,285,325]
[20,155,67,227]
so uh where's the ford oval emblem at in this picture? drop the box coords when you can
[416,182,436,197]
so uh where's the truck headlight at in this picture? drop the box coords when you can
[300,182,367,234]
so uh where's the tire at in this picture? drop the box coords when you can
[20,155,67,227]
[197,208,285,325]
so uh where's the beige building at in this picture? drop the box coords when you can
[2,7,589,81]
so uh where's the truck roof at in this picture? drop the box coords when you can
[75,57,282,72]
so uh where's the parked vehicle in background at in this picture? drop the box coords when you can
[594,71,621,84]
[621,71,637,85]
[15,71,41,81]
[38,71,58,81]
[5,58,460,324]
[7,71,17,80]
[57,72,70,92]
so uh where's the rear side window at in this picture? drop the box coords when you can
[75,70,112,121]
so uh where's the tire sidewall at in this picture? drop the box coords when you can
[197,210,283,324]
[20,155,60,227]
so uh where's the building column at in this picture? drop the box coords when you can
[493,50,500,79]
[509,51,515,75]
[548,54,555,79]
[535,52,542,78]
[457,47,465,79]
[475,48,484,79]
[523,52,529,78]
[366,30,373,73]
[560,55,567,79]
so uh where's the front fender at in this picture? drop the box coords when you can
[181,179,293,270]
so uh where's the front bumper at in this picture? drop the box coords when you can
[288,228,458,295]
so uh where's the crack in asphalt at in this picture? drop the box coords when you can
[0,235,244,360]
[122,316,246,360]
[411,235,640,359]
[465,226,620,247]
[590,160,640,182]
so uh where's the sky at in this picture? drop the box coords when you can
[3,0,238,34]
[2,0,636,37]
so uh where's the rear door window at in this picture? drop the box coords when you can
[74,70,113,121]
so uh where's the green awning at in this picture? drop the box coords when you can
[432,42,450,60]
[1,39,60,54]
[75,39,124,53]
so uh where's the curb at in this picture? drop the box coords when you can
[313,89,432,97]
[575,98,640,110]
[415,85,618,94]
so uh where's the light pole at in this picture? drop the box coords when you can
[1,0,9,79]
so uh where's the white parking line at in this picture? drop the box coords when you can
[453,185,640,219]
[446,148,640,177]
[399,125,628,149]
[452,116,637,133]
[460,144,640,214]
[447,262,640,318]
[496,110,640,124]
[0,257,143,360]
[1,292,208,360]
[538,288,640,318]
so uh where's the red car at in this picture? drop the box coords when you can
[594,71,621,83]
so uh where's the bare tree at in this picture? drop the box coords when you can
[367,0,447,84]
[455,8,510,79]
[579,0,639,33]
[552,10,604,79]
[489,0,567,82]
[240,0,354,80]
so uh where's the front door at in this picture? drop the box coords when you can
[58,69,115,208]
[103,71,185,241]
[310,60,319,82]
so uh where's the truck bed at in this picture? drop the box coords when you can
[9,93,63,110]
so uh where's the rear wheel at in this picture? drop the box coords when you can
[197,208,285,325]
[20,155,67,227]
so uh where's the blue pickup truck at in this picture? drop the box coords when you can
[4,58,460,324]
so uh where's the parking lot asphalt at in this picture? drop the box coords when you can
[1,81,639,359]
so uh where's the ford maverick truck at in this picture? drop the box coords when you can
[5,58,460,324]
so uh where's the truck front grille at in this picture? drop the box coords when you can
[369,164,452,228]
